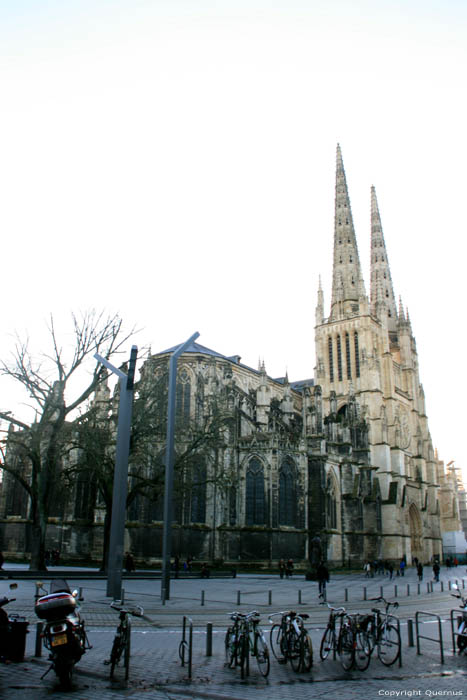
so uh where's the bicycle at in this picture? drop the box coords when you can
[225,610,269,678]
[319,604,355,671]
[364,596,401,666]
[269,610,313,672]
[225,611,244,669]
[104,601,144,679]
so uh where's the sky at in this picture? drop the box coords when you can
[0,0,466,483]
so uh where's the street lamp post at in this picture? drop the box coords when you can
[161,332,199,602]
[94,345,138,600]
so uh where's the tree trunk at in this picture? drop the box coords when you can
[29,505,48,571]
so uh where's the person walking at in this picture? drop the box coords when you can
[278,559,286,579]
[433,560,440,582]
[286,558,294,579]
[399,558,406,577]
[388,562,394,580]
[317,561,330,602]
[417,562,423,581]
[364,562,371,578]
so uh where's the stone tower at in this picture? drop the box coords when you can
[314,145,441,563]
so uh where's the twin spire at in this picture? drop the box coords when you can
[326,144,397,327]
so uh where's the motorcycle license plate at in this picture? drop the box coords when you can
[51,633,68,647]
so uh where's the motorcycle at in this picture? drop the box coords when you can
[35,578,91,688]
[451,583,467,653]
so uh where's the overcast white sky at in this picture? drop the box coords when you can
[1,1,466,483]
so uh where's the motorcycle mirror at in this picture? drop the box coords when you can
[9,583,18,590]
[72,590,79,598]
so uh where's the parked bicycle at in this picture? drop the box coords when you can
[104,601,144,679]
[225,610,270,678]
[319,604,355,671]
[363,596,400,666]
[269,610,313,672]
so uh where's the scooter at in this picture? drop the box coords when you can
[451,583,467,653]
[35,578,91,688]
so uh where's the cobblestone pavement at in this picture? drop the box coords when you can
[1,565,466,699]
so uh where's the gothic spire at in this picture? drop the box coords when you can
[330,145,367,319]
[370,186,397,332]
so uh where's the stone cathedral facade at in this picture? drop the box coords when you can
[0,147,452,567]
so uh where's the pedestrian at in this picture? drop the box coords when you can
[399,558,406,577]
[317,560,330,602]
[453,557,458,567]
[200,563,210,579]
[417,562,423,581]
[286,558,294,579]
[388,562,394,580]
[433,560,440,582]
[124,551,135,572]
[278,559,286,579]
[364,562,371,578]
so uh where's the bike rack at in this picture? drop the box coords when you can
[449,609,465,655]
[388,613,402,668]
[179,616,193,679]
[415,611,444,664]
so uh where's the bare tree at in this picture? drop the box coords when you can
[66,367,237,569]
[0,310,136,570]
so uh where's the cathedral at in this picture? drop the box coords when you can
[0,146,455,567]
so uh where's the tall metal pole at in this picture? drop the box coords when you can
[94,346,138,600]
[161,332,200,602]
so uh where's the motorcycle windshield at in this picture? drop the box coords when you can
[50,579,71,594]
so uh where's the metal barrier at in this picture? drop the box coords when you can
[415,611,444,664]
[179,616,193,679]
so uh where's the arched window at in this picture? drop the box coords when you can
[376,497,382,532]
[345,332,352,379]
[326,475,338,529]
[176,368,191,427]
[190,457,206,523]
[328,336,334,382]
[354,332,360,378]
[337,335,343,381]
[279,457,297,526]
[245,458,266,525]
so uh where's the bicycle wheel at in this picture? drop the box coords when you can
[320,625,334,661]
[124,622,131,680]
[109,633,123,679]
[255,632,270,677]
[338,622,355,671]
[377,623,400,666]
[270,624,286,662]
[300,633,313,672]
[354,623,371,671]
[289,629,302,672]
[225,627,238,668]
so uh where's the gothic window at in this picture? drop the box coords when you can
[349,255,353,262]
[354,332,360,378]
[229,486,237,526]
[376,497,382,532]
[279,457,297,526]
[326,476,338,529]
[345,332,352,379]
[74,473,96,520]
[190,457,206,523]
[245,458,266,525]
[337,335,343,381]
[328,337,334,382]
[176,368,191,427]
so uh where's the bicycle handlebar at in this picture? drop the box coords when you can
[110,601,144,616]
